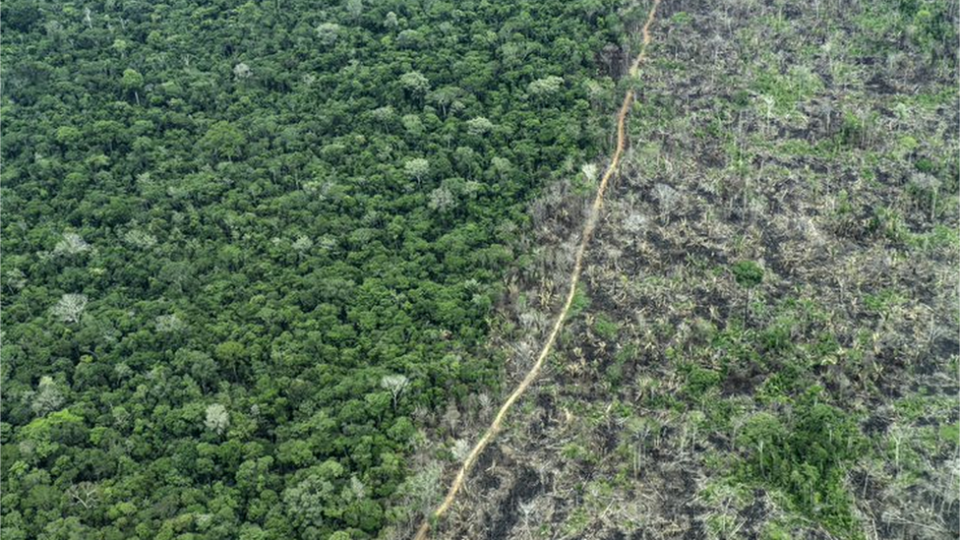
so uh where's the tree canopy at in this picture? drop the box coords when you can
[0,0,638,538]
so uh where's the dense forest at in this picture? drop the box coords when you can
[0,1,652,539]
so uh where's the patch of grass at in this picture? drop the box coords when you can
[566,287,591,321]
[592,313,620,341]
[776,138,815,157]
[731,260,764,288]
[683,365,722,399]
[561,480,616,536]
[893,394,957,423]
[869,206,909,242]
[907,224,960,251]
[561,442,593,463]
[760,521,793,540]
[752,65,823,115]
[863,288,907,315]
[939,422,959,447]
[605,344,637,387]
[561,507,591,537]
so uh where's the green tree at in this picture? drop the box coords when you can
[200,121,246,162]
[121,68,144,105]
[215,341,247,381]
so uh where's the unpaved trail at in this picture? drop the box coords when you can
[413,2,662,538]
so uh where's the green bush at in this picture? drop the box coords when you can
[737,387,865,539]
[731,260,764,288]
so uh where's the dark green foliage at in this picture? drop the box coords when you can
[897,0,957,60]
[591,313,619,341]
[737,388,865,539]
[566,287,592,321]
[604,343,637,388]
[4,1,42,32]
[0,0,633,537]
[731,261,764,289]
[709,300,843,401]
[683,367,721,399]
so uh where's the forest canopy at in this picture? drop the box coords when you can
[0,0,644,539]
